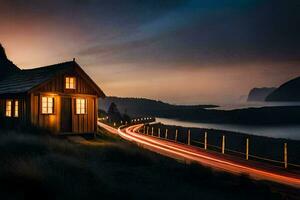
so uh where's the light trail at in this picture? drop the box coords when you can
[99,122,300,188]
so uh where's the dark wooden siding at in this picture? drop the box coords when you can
[1,69,99,134]
[37,71,98,96]
[72,96,96,133]
[28,70,99,133]
[61,97,72,132]
[0,96,27,128]
[30,94,61,133]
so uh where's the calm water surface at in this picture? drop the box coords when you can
[156,117,300,140]
[210,101,300,110]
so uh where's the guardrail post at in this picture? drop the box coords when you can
[147,126,149,135]
[175,129,178,142]
[284,143,288,169]
[143,126,146,134]
[165,129,168,139]
[188,129,191,145]
[246,138,249,160]
[158,128,161,138]
[151,127,154,136]
[204,132,207,150]
[222,135,225,154]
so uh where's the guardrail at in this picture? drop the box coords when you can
[98,116,155,129]
[138,125,300,170]
[98,118,300,170]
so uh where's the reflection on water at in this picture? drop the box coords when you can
[210,101,300,110]
[156,118,300,140]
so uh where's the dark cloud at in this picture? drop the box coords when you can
[72,0,300,67]
[1,0,300,103]
[1,0,299,67]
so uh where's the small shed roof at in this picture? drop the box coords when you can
[0,60,105,97]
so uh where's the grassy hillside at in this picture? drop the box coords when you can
[0,129,298,200]
[101,96,300,125]
[101,96,217,116]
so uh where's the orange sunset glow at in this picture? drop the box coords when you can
[1,0,300,104]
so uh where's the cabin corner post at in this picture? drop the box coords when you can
[95,97,99,133]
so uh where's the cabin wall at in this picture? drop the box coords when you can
[0,95,28,128]
[0,64,102,134]
[72,96,96,133]
[37,71,97,95]
[30,93,61,133]
[15,68,101,134]
[29,93,97,134]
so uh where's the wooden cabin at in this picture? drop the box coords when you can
[0,60,105,134]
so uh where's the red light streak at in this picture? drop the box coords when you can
[99,122,300,188]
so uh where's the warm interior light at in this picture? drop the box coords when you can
[65,77,76,89]
[76,98,86,114]
[42,97,54,114]
[14,100,19,117]
[5,100,12,117]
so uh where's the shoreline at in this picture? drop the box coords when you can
[146,122,300,166]
[155,117,300,141]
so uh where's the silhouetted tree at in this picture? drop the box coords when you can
[107,102,123,123]
[98,109,107,118]
[123,113,131,124]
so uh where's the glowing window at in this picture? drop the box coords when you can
[76,99,86,114]
[65,77,76,89]
[14,100,19,117]
[42,97,54,114]
[5,100,12,117]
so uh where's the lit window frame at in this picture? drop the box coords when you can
[41,96,54,114]
[5,100,12,117]
[65,77,76,89]
[14,100,19,117]
[76,98,87,114]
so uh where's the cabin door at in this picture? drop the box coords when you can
[61,97,72,132]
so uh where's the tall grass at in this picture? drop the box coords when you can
[0,129,298,200]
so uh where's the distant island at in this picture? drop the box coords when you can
[101,97,300,125]
[266,76,300,102]
[101,97,218,116]
[246,76,300,102]
[247,87,276,102]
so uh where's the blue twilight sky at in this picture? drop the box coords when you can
[0,0,300,104]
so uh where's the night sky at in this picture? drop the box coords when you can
[1,0,300,104]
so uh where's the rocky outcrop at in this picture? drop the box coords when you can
[247,87,276,102]
[266,77,300,102]
[0,44,20,80]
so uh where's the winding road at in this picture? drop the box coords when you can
[98,122,300,188]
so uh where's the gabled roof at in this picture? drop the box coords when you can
[0,60,105,97]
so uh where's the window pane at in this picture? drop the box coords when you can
[42,97,47,103]
[14,101,19,117]
[71,78,75,89]
[42,97,54,114]
[66,77,76,89]
[42,107,47,113]
[6,100,12,117]
[76,98,86,114]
